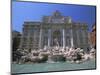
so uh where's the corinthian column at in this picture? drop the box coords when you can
[27,32,30,49]
[62,29,65,48]
[19,34,23,49]
[70,29,74,47]
[39,29,42,49]
[48,29,51,47]
[77,30,80,46]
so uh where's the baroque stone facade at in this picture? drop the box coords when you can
[90,24,96,48]
[19,10,89,50]
[12,31,21,51]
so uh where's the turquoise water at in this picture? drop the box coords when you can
[11,60,96,74]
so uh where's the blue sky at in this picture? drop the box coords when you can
[12,1,96,32]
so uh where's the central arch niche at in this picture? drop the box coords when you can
[52,30,62,46]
